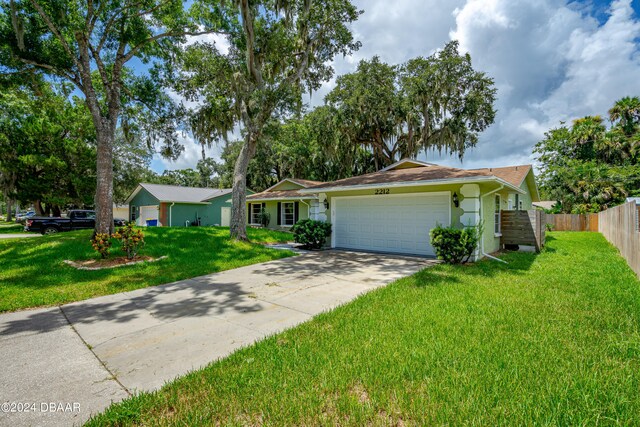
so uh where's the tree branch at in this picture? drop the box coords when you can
[239,0,264,87]
[29,0,82,71]
[16,57,82,89]
[121,29,219,63]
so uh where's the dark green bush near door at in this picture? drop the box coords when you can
[430,224,480,263]
[291,219,332,249]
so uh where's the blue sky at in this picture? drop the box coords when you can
[150,0,640,173]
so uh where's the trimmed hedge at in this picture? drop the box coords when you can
[291,219,331,249]
[430,224,480,264]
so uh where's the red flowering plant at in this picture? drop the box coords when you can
[90,233,112,259]
[112,222,145,260]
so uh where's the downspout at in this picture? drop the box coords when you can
[169,202,175,227]
[479,185,508,264]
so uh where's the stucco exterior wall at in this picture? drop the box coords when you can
[246,200,310,230]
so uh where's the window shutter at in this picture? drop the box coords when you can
[277,202,281,225]
[247,204,251,224]
[294,202,299,223]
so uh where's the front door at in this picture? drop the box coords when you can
[221,207,231,227]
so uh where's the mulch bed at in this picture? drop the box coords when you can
[63,255,167,271]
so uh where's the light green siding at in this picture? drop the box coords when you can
[247,200,310,230]
[481,190,502,254]
[269,180,305,191]
[501,180,533,211]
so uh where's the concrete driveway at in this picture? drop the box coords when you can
[0,251,434,426]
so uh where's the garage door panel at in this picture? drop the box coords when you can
[333,194,449,256]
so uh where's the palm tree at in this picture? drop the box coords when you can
[571,116,605,161]
[609,96,640,136]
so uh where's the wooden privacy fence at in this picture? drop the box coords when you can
[546,213,599,231]
[598,202,640,278]
[501,210,546,252]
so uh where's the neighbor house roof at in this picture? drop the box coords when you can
[125,183,232,204]
[533,201,557,210]
[302,163,525,194]
[248,178,326,201]
[626,197,640,205]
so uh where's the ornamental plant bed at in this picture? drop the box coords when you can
[64,255,167,271]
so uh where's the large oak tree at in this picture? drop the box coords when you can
[175,0,361,240]
[325,41,497,169]
[0,0,209,233]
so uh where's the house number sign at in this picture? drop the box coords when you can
[374,188,390,195]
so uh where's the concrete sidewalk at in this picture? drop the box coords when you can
[0,251,434,426]
[0,233,40,239]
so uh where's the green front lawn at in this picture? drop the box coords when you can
[0,222,23,233]
[0,227,293,312]
[89,232,640,426]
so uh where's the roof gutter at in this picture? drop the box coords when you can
[245,196,318,202]
[300,176,524,195]
[158,200,211,205]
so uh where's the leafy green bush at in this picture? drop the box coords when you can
[429,224,481,264]
[291,219,331,249]
[257,211,271,227]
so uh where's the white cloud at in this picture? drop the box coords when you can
[153,133,223,171]
[432,0,640,169]
[185,31,230,54]
[159,0,640,173]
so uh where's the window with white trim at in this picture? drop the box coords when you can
[281,202,295,226]
[250,203,263,225]
[494,195,501,234]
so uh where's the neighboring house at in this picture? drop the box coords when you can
[533,201,558,211]
[246,179,325,229]
[282,159,540,258]
[113,204,129,220]
[626,197,640,205]
[126,183,253,227]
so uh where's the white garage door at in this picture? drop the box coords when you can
[138,205,159,226]
[333,192,450,256]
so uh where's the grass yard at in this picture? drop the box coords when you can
[88,232,640,426]
[0,222,24,233]
[0,227,293,312]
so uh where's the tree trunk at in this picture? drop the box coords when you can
[230,134,257,241]
[94,124,115,235]
[6,199,12,222]
[34,200,44,216]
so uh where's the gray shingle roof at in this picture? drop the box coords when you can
[138,183,232,204]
